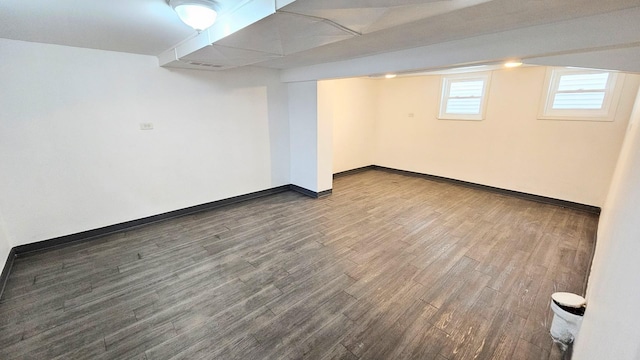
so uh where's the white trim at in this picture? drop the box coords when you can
[438,72,492,121]
[538,67,625,122]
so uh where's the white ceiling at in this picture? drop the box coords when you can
[1,0,640,72]
[0,0,185,55]
[262,0,640,70]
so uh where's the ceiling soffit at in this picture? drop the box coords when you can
[161,0,640,72]
[160,0,494,70]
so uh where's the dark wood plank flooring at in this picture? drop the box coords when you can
[0,170,597,359]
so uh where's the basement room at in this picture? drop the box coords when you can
[1,0,640,359]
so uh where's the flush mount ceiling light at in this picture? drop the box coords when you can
[504,61,523,68]
[169,0,219,31]
[385,74,397,79]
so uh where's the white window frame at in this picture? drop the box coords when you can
[538,67,625,122]
[438,72,492,121]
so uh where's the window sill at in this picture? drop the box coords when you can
[437,115,484,121]
[537,115,614,122]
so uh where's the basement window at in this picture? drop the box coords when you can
[539,68,624,121]
[438,72,491,121]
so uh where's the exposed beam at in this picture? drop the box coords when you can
[280,7,640,82]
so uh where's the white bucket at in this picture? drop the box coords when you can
[549,292,586,349]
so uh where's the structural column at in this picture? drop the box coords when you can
[288,81,333,195]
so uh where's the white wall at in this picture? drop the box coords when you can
[288,80,333,193]
[288,81,319,191]
[373,67,639,207]
[0,38,290,247]
[573,87,640,359]
[317,86,333,193]
[0,210,10,270]
[319,78,377,173]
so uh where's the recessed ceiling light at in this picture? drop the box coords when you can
[385,74,397,79]
[504,61,523,68]
[170,0,219,31]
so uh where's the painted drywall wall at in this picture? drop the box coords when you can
[0,38,290,246]
[288,81,320,192]
[0,209,10,271]
[573,87,640,359]
[316,85,333,193]
[319,78,377,174]
[288,80,333,193]
[374,67,639,207]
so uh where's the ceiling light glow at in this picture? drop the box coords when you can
[170,0,218,31]
[385,74,397,79]
[504,61,523,68]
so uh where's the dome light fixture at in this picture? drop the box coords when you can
[169,0,219,31]
[504,61,523,68]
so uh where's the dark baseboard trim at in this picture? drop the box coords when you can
[0,248,16,300]
[333,166,375,178]
[14,185,291,257]
[1,167,598,295]
[289,184,333,198]
[371,165,601,214]
[583,219,600,295]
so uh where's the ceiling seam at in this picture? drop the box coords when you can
[276,10,362,36]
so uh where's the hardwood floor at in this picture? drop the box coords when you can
[0,170,597,359]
